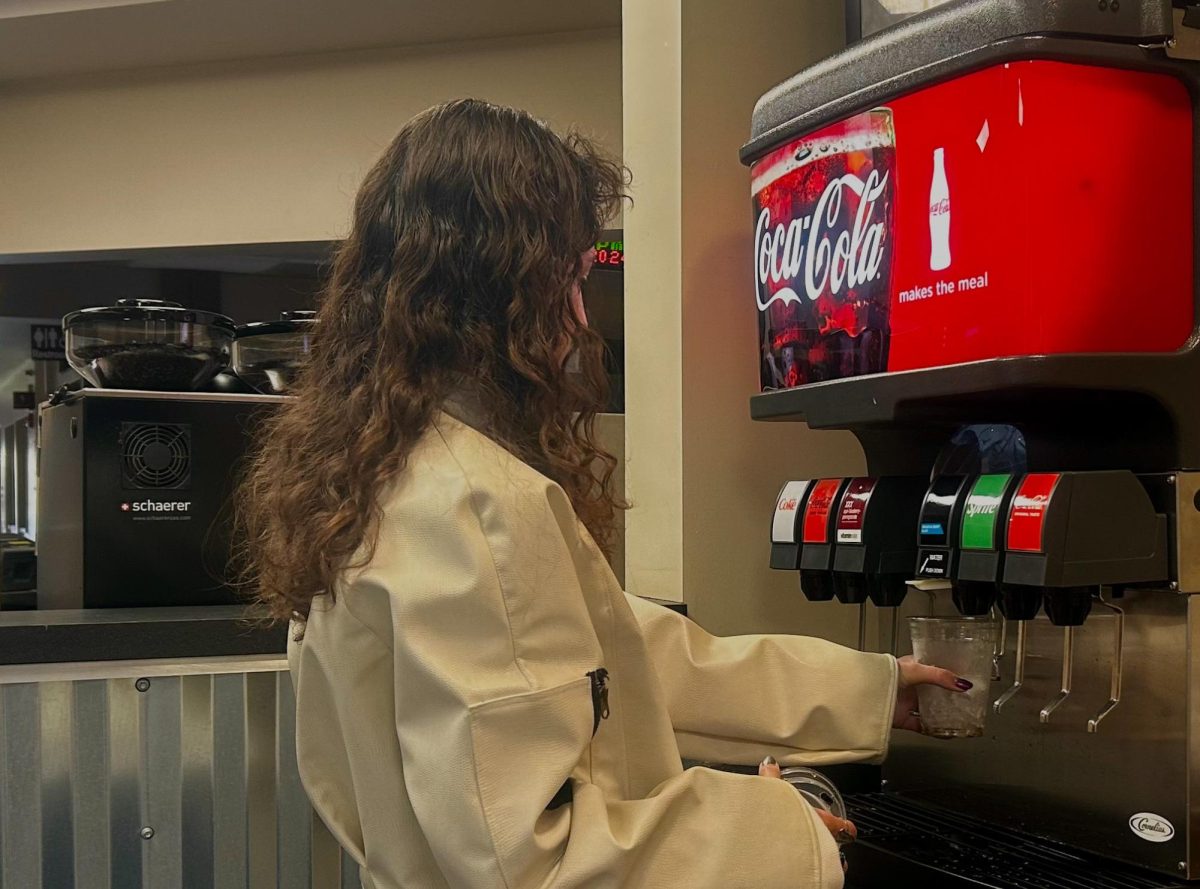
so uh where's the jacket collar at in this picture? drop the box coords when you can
[441,386,489,434]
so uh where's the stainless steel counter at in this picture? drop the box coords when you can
[0,607,358,889]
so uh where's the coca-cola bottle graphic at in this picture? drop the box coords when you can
[929,146,951,271]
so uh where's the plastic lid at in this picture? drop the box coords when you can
[779,767,847,821]
[63,298,235,333]
[236,311,316,337]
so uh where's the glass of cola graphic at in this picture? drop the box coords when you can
[752,108,896,390]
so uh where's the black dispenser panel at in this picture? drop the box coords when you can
[769,480,813,570]
[831,476,927,606]
[1002,471,1169,590]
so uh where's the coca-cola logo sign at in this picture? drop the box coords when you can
[751,108,896,389]
[755,169,891,311]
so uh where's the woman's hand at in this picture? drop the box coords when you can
[758,756,855,870]
[893,655,972,733]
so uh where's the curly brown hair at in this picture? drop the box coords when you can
[235,99,628,629]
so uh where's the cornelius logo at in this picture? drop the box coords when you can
[120,500,192,513]
[754,169,891,311]
[1129,813,1174,843]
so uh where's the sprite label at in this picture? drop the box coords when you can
[961,474,1013,551]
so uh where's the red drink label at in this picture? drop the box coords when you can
[751,60,1193,390]
[802,478,844,544]
[1006,473,1062,553]
[836,477,877,544]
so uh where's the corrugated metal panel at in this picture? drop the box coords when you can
[0,668,361,889]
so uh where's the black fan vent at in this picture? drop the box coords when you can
[120,423,191,490]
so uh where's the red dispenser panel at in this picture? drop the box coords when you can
[751,60,1193,390]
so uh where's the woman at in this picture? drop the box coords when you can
[238,99,967,889]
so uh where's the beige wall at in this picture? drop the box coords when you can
[0,29,621,254]
[595,413,626,588]
[621,0,684,603]
[624,1,868,642]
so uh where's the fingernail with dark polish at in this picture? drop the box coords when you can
[954,678,974,691]
[761,755,778,767]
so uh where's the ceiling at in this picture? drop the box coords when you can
[0,0,620,83]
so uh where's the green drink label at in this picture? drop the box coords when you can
[961,474,1013,551]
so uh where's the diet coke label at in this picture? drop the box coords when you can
[751,109,896,390]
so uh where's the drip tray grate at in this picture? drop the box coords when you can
[845,793,1185,889]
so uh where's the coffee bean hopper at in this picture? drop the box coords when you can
[750,1,1200,885]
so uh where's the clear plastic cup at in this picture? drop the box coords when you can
[907,616,999,739]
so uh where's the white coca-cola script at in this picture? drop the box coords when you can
[755,170,890,311]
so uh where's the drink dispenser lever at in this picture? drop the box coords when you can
[991,611,1006,682]
[993,619,1027,714]
[1040,626,1075,723]
[1087,594,1125,733]
[1039,588,1092,724]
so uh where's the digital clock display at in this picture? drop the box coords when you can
[594,240,624,271]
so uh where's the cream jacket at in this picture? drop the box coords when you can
[288,412,900,889]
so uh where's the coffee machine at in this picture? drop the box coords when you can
[38,389,283,609]
[36,300,308,609]
[748,1,1200,884]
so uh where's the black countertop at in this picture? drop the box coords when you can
[0,605,288,665]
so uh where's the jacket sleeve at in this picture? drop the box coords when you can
[624,593,899,767]
[337,429,845,889]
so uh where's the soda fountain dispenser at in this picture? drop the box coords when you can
[745,0,1200,883]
